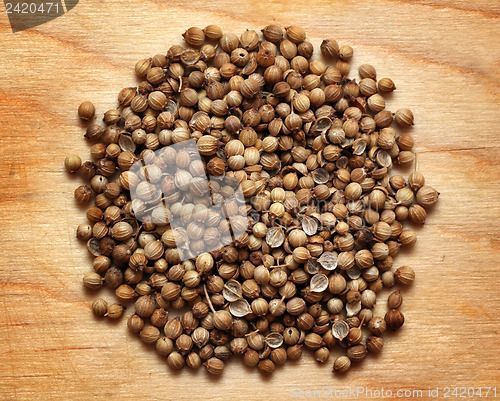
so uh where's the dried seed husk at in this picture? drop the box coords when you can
[181,48,201,65]
[310,274,328,292]
[301,215,318,236]
[317,252,337,271]
[346,301,362,317]
[223,279,243,302]
[311,117,332,134]
[332,320,349,340]
[352,139,367,156]
[118,134,136,153]
[86,238,101,257]
[266,227,285,248]
[312,168,329,184]
[376,149,392,168]
[229,298,252,317]
[265,333,284,348]
[346,266,361,279]
[305,259,320,274]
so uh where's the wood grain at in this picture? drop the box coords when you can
[0,0,499,400]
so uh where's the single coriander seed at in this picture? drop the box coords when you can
[78,101,95,121]
[65,154,82,173]
[385,309,405,331]
[333,356,351,373]
[105,303,124,319]
[92,298,108,317]
[394,266,415,285]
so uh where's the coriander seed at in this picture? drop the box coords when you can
[204,25,223,40]
[78,101,95,121]
[167,352,185,370]
[315,347,330,363]
[378,78,396,92]
[395,108,414,127]
[92,298,108,317]
[204,357,224,374]
[333,356,351,373]
[83,272,103,290]
[367,316,386,336]
[387,289,403,309]
[366,336,384,353]
[156,337,173,356]
[416,186,440,208]
[140,326,161,344]
[65,154,82,173]
[128,314,145,333]
[105,303,124,319]
[385,309,405,331]
[74,185,92,203]
[258,359,275,374]
[347,344,367,361]
[76,224,92,241]
[394,266,415,285]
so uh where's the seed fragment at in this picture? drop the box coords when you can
[229,299,252,317]
[332,321,349,340]
[310,274,328,292]
[266,227,285,248]
[318,252,338,271]
[223,279,243,302]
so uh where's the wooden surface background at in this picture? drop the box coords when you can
[0,0,499,400]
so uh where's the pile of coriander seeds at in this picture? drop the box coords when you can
[66,25,440,375]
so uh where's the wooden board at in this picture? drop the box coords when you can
[1,0,499,399]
